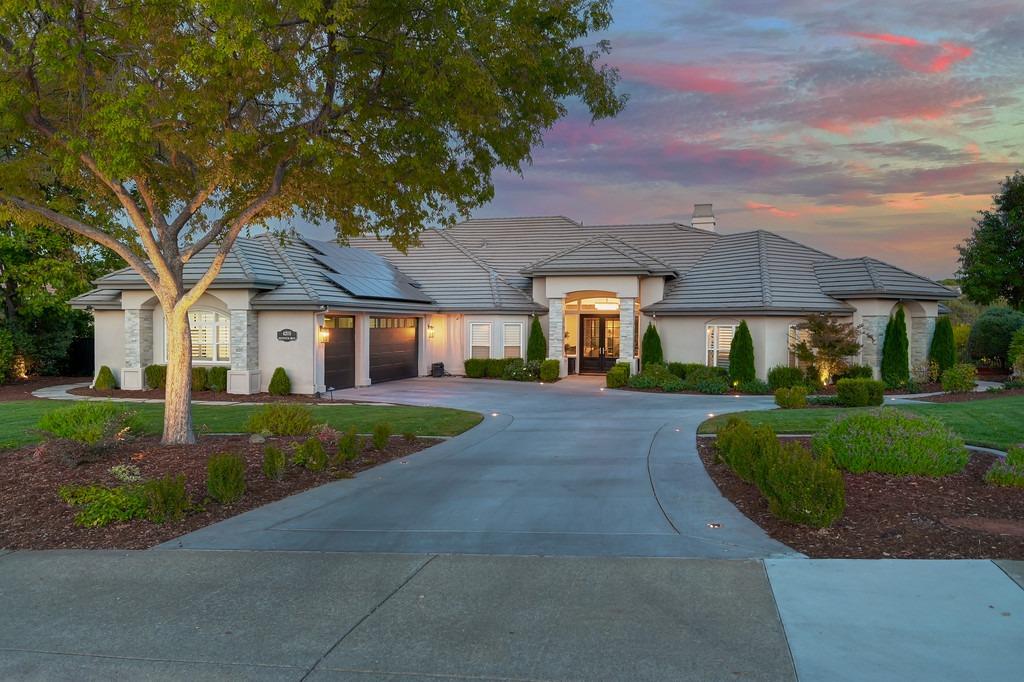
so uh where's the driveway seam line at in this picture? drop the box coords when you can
[0,647,305,671]
[760,561,802,682]
[991,559,1024,592]
[645,422,681,535]
[300,553,439,681]
[314,665,553,681]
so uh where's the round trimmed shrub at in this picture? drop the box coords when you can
[539,359,560,382]
[940,363,977,393]
[268,367,291,395]
[812,409,968,476]
[606,363,629,388]
[767,365,804,391]
[835,378,884,407]
[207,453,246,503]
[774,386,807,409]
[93,366,117,391]
[463,358,487,378]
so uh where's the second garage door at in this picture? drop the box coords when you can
[370,317,418,383]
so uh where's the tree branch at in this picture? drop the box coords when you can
[171,177,218,236]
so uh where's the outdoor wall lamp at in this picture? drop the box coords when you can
[318,326,330,344]
[427,324,435,339]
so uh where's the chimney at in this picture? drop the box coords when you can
[691,203,716,231]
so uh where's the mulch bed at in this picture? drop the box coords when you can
[70,386,363,403]
[0,376,92,402]
[913,387,1024,403]
[697,436,1024,559]
[0,433,433,550]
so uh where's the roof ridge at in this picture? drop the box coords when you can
[861,257,883,290]
[746,229,838,261]
[459,215,582,224]
[231,237,256,280]
[608,234,679,272]
[519,232,609,271]
[862,256,956,294]
[757,231,773,307]
[587,234,653,270]
[266,236,320,303]
[436,229,535,306]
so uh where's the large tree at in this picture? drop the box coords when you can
[958,171,1024,310]
[0,1,624,443]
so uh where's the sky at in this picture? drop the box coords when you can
[473,0,1024,279]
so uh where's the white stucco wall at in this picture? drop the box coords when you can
[92,310,125,386]
[257,310,318,394]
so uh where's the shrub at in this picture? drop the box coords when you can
[737,379,770,395]
[627,373,660,390]
[1008,328,1024,374]
[485,358,507,378]
[262,445,286,480]
[208,366,228,392]
[985,445,1024,488]
[37,402,142,446]
[835,378,884,407]
[730,321,756,384]
[244,404,314,436]
[526,316,546,364]
[144,474,190,522]
[403,431,417,443]
[929,317,957,373]
[144,364,167,389]
[881,307,909,388]
[1010,445,1024,467]
[606,363,629,388]
[292,437,328,471]
[372,422,392,450]
[191,366,209,391]
[807,395,839,406]
[968,307,1024,367]
[774,386,807,409]
[661,376,686,392]
[268,367,291,395]
[840,364,873,380]
[803,365,824,393]
[503,359,540,381]
[668,362,706,380]
[759,441,845,528]
[641,324,663,368]
[812,409,968,476]
[0,326,13,383]
[311,423,340,447]
[206,453,247,503]
[463,358,487,378]
[953,323,971,361]
[59,484,148,528]
[336,426,361,464]
[539,359,560,382]
[715,418,770,483]
[93,366,117,391]
[694,377,729,394]
[941,363,977,393]
[767,365,805,391]
[109,463,143,483]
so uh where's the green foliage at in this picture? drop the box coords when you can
[527,317,547,364]
[0,327,13,383]
[627,373,660,389]
[207,366,228,392]
[606,363,630,388]
[774,386,808,409]
[109,463,142,483]
[335,427,361,464]
[791,314,863,383]
[1006,444,1024,467]
[403,431,417,443]
[641,325,664,368]
[463,358,487,378]
[953,324,972,362]
[144,474,190,522]
[957,171,1024,309]
[812,409,968,476]
[1009,328,1024,373]
[268,368,291,396]
[716,417,767,483]
[292,437,328,472]
[693,377,729,394]
[244,404,314,436]
[929,317,957,373]
[968,308,1024,367]
[941,363,978,393]
[729,321,756,383]
[835,379,884,407]
[881,307,910,388]
[839,364,873,380]
[737,379,770,395]
[767,365,805,391]
[191,366,209,391]
[262,445,285,480]
[145,364,167,390]
[759,441,846,528]
[485,358,508,378]
[539,359,560,382]
[93,366,117,391]
[985,461,1024,488]
[502,359,540,381]
[372,422,392,450]
[37,402,141,445]
[206,453,247,503]
[59,484,148,528]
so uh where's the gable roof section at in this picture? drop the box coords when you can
[521,234,678,277]
[302,237,433,304]
[813,258,956,299]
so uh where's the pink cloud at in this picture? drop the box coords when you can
[847,32,973,73]
[745,201,799,218]
[617,62,745,95]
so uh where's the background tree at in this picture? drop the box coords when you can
[928,316,956,373]
[527,316,547,364]
[641,324,663,369]
[0,1,624,443]
[729,320,755,383]
[958,172,1024,310]
[968,307,1024,368]
[792,313,864,384]
[880,307,910,388]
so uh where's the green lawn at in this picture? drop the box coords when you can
[698,395,1024,451]
[0,400,483,450]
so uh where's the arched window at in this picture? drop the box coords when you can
[189,310,230,363]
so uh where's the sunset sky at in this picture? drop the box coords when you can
[474,0,1024,279]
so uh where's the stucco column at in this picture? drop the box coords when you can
[121,308,152,390]
[227,309,260,394]
[911,315,936,372]
[547,297,566,377]
[618,297,636,373]
[859,315,889,379]
[355,312,371,387]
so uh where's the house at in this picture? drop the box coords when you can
[71,204,956,393]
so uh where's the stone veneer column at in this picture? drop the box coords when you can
[547,298,566,377]
[120,308,152,390]
[911,316,936,370]
[227,310,260,394]
[859,315,889,379]
[618,297,636,373]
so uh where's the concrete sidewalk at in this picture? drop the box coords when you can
[1,550,1021,681]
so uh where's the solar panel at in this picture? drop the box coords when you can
[302,238,434,303]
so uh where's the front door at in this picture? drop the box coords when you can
[580,315,620,373]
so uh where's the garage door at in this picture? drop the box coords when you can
[370,317,418,383]
[323,316,355,390]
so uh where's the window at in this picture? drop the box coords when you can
[788,325,811,367]
[503,323,522,359]
[706,324,735,369]
[324,316,354,329]
[370,317,417,329]
[189,310,230,363]
[470,323,491,359]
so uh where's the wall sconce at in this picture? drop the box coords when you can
[427,324,435,339]
[318,326,330,344]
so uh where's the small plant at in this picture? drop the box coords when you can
[767,365,805,391]
[372,422,392,450]
[311,423,341,447]
[737,379,770,395]
[503,358,540,381]
[37,402,142,447]
[774,386,807,409]
[463,358,487,378]
[729,321,756,384]
[206,453,247,503]
[715,417,767,483]
[293,437,328,471]
[144,364,167,389]
[835,378,884,407]
[93,366,117,391]
[940,363,977,393]
[527,316,547,364]
[268,367,291,395]
[208,366,228,392]
[262,445,286,480]
[335,426,361,464]
[758,441,845,528]
[986,445,1024,488]
[109,463,143,483]
[144,474,190,522]
[641,324,664,368]
[59,484,148,528]
[485,358,507,378]
[840,364,873,380]
[403,431,417,443]
[244,404,314,436]
[606,363,629,388]
[539,359,560,382]
[694,376,729,395]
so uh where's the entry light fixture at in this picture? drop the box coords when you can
[593,302,618,311]
[317,326,330,344]
[427,324,435,339]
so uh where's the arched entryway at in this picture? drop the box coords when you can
[562,291,637,374]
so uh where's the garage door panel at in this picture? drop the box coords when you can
[324,316,355,390]
[370,318,418,383]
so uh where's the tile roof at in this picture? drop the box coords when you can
[813,258,957,300]
[520,234,677,277]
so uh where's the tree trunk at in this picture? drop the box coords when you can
[163,306,195,445]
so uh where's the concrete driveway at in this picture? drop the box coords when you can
[165,376,795,558]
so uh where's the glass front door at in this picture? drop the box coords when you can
[580,315,620,373]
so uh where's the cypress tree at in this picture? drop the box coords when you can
[730,320,756,383]
[928,316,956,373]
[881,307,909,388]
[641,324,663,369]
[526,316,547,363]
